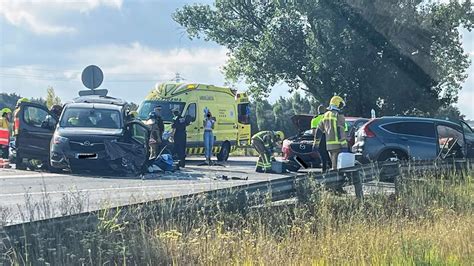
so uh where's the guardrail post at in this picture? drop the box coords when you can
[352,173,363,199]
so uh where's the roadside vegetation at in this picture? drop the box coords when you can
[1,169,473,265]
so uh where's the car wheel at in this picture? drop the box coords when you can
[377,150,408,162]
[217,142,231,162]
[285,161,301,172]
[377,150,407,182]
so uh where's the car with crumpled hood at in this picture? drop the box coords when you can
[282,114,368,170]
[10,95,150,173]
[49,96,150,173]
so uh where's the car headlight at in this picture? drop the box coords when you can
[53,135,69,144]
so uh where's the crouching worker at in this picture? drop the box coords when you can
[251,131,284,173]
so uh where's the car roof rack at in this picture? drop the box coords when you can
[71,95,127,106]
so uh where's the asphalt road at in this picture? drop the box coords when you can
[0,157,292,225]
[0,156,393,225]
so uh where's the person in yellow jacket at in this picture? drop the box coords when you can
[311,105,331,171]
[315,96,347,170]
[251,130,284,173]
[0,108,12,159]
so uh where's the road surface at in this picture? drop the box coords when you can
[0,156,393,225]
[0,157,293,225]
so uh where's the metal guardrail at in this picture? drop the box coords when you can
[1,158,473,257]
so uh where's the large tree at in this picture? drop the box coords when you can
[174,0,473,117]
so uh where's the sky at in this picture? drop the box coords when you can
[0,0,473,119]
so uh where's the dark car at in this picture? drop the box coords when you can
[352,116,474,163]
[50,96,150,173]
[10,96,150,173]
[282,115,368,170]
[10,102,59,170]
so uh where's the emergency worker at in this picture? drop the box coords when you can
[251,131,284,173]
[171,110,189,167]
[312,105,331,172]
[153,106,164,142]
[0,108,12,159]
[146,111,162,159]
[315,95,347,170]
[13,98,29,137]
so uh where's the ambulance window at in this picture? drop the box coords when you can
[185,103,196,122]
[238,103,250,124]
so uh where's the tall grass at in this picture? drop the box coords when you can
[1,169,473,265]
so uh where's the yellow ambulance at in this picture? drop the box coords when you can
[137,82,251,161]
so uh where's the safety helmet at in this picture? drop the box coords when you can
[275,131,285,141]
[16,97,29,107]
[329,95,345,109]
[1,108,12,115]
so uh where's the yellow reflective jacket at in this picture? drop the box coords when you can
[317,110,347,150]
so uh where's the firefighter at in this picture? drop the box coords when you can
[13,98,29,137]
[145,111,162,159]
[312,105,331,172]
[315,95,347,170]
[251,131,284,173]
[0,108,12,159]
[171,109,189,167]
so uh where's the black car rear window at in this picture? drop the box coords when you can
[382,122,435,138]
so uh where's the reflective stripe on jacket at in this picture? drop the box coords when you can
[317,110,347,150]
[252,131,276,148]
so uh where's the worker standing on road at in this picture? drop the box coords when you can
[251,131,284,173]
[171,109,189,167]
[315,96,347,170]
[203,110,216,164]
[146,111,162,159]
[0,108,12,159]
[153,105,164,143]
[312,105,331,172]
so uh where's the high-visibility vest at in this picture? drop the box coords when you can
[318,111,347,150]
[252,131,276,148]
[0,118,9,146]
[311,114,324,129]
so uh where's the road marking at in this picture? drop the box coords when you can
[0,173,71,179]
[0,180,254,197]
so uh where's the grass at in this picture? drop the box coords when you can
[1,168,473,265]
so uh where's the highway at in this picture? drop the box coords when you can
[0,157,292,225]
[0,156,394,225]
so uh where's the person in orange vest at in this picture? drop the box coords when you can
[0,108,12,159]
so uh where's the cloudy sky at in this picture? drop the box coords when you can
[0,0,473,119]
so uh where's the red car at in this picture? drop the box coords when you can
[282,115,368,170]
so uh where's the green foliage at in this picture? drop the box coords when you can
[46,87,62,109]
[250,92,316,136]
[174,0,473,117]
[0,92,21,111]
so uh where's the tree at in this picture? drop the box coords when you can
[174,0,473,117]
[46,87,62,109]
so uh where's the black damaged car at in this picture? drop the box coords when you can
[11,96,150,174]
